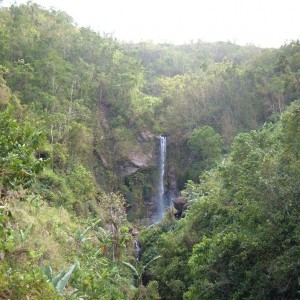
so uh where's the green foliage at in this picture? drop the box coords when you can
[67,164,96,202]
[0,71,10,106]
[67,121,93,163]
[188,126,223,159]
[71,257,136,299]
[0,207,14,253]
[0,263,62,300]
[136,280,160,300]
[41,263,77,293]
[3,194,136,299]
[74,219,100,244]
[184,125,223,182]
[138,218,191,300]
[74,226,93,244]
[140,101,300,299]
[122,255,161,287]
[97,192,129,261]
[0,106,47,194]
[0,3,300,299]
[123,168,158,222]
[1,2,300,206]
[36,169,74,206]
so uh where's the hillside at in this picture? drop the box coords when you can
[0,3,299,299]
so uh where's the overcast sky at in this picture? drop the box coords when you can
[2,0,300,47]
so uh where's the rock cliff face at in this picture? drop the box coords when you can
[119,131,158,176]
[172,196,187,211]
[98,102,159,177]
[95,101,178,222]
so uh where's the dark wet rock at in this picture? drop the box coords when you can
[172,196,187,211]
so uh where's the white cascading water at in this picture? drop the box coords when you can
[154,136,167,222]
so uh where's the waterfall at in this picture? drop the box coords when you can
[154,136,167,222]
[133,237,142,260]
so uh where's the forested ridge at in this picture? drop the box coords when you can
[0,3,299,299]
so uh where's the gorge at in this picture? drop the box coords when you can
[0,3,300,299]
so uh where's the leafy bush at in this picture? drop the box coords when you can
[0,264,62,300]
[41,263,77,293]
[0,106,46,195]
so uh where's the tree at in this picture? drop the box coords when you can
[188,125,223,160]
[185,126,223,182]
[97,192,127,261]
[0,69,10,106]
[185,101,300,299]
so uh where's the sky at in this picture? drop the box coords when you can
[2,0,300,48]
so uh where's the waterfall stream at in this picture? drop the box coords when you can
[153,136,167,222]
